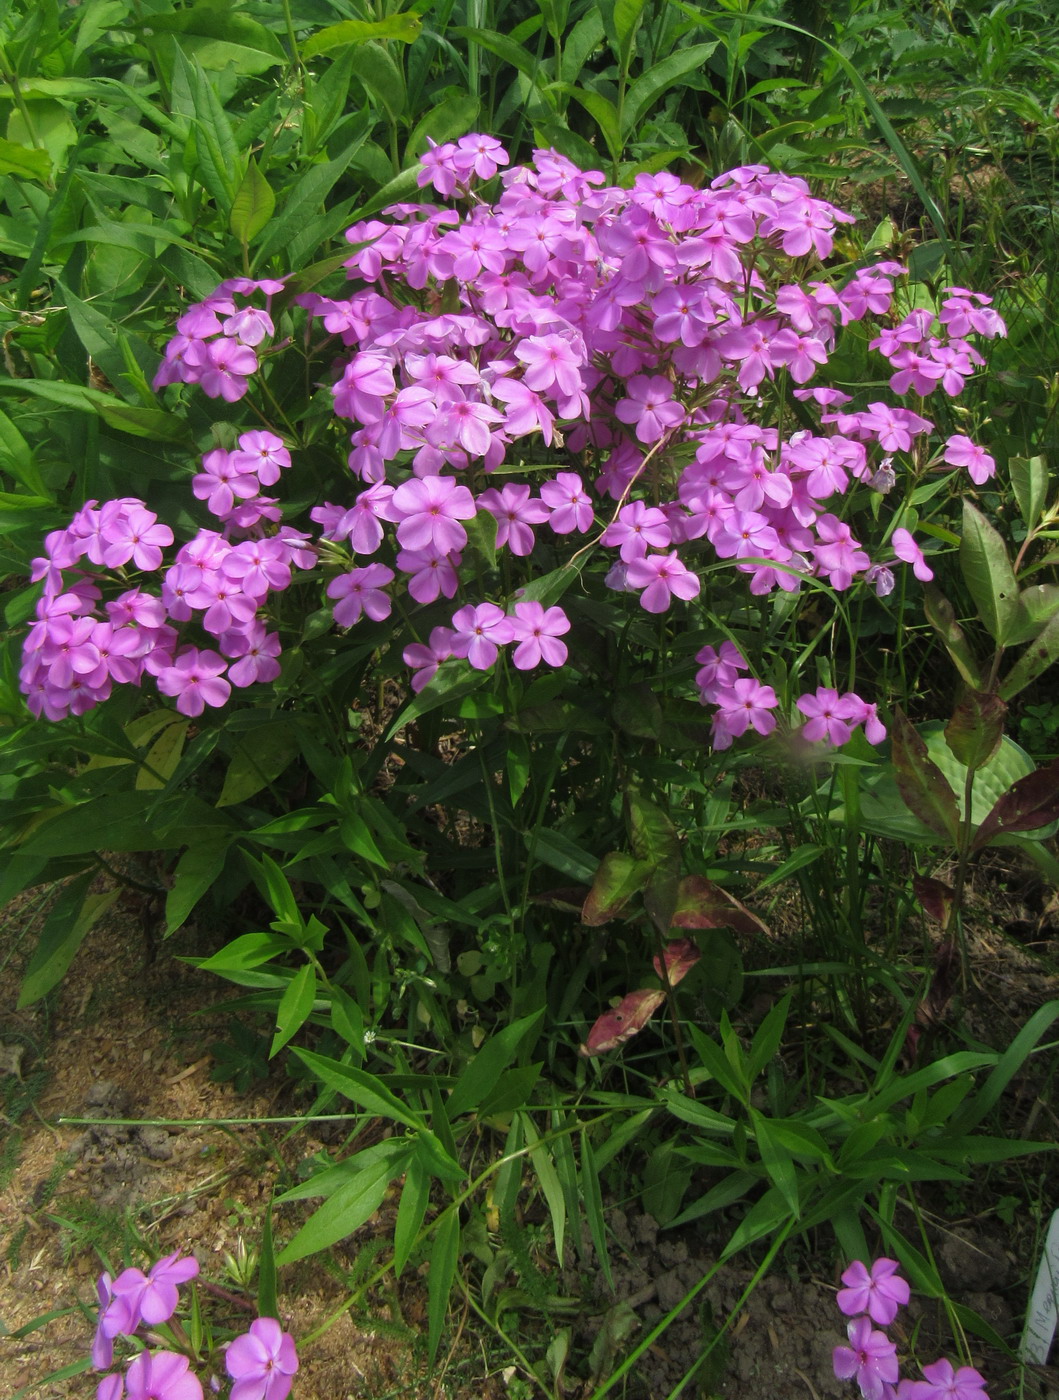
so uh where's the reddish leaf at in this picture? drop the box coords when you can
[972,757,1059,851]
[912,875,955,926]
[944,690,1006,772]
[652,938,700,986]
[670,874,769,937]
[581,851,653,926]
[891,708,961,844]
[579,989,665,1056]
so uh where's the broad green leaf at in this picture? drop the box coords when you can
[292,1049,426,1131]
[230,159,275,244]
[0,136,51,182]
[453,26,547,85]
[303,14,421,57]
[165,841,231,934]
[217,723,300,807]
[348,43,405,124]
[0,378,189,442]
[558,85,622,163]
[21,793,184,856]
[427,1209,460,1362]
[623,43,719,137]
[445,1010,544,1120]
[406,94,481,163]
[1001,611,1059,699]
[195,932,291,972]
[255,140,369,262]
[136,716,189,791]
[18,873,121,1007]
[188,58,242,206]
[270,963,317,1057]
[624,786,678,866]
[1010,455,1049,531]
[749,1109,800,1217]
[8,100,76,172]
[960,500,1019,645]
[972,759,1059,852]
[560,12,606,85]
[244,851,301,927]
[581,851,653,925]
[1007,584,1059,647]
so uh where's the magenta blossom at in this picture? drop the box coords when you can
[833,1316,899,1400]
[837,1258,910,1327]
[507,601,570,669]
[907,1358,990,1400]
[226,1317,300,1400]
[450,603,514,670]
[124,1350,203,1400]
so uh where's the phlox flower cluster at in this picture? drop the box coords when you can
[695,642,886,750]
[22,139,1006,743]
[92,1253,298,1400]
[833,1258,989,1400]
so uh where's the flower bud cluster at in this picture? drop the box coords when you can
[834,1258,989,1400]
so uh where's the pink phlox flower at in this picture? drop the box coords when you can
[540,472,594,534]
[478,484,550,555]
[507,600,571,669]
[837,1258,910,1326]
[139,1251,199,1326]
[333,352,396,423]
[614,375,686,444]
[97,1371,123,1400]
[405,352,482,401]
[99,503,174,571]
[453,133,509,182]
[396,546,461,604]
[833,1317,899,1400]
[326,564,395,626]
[125,1348,203,1400]
[450,602,514,670]
[92,1273,117,1369]
[515,333,585,400]
[797,687,860,745]
[942,434,995,485]
[625,551,701,612]
[813,514,870,590]
[417,137,461,197]
[222,305,274,347]
[490,376,556,444]
[225,1316,300,1400]
[191,338,258,402]
[695,641,748,702]
[230,431,290,486]
[600,500,672,561]
[404,626,456,692]
[907,1358,990,1400]
[859,403,934,454]
[939,289,1005,339]
[426,396,504,458]
[193,448,259,519]
[710,678,779,750]
[224,538,292,598]
[769,328,829,383]
[156,648,231,717]
[891,527,934,582]
[225,623,282,687]
[391,474,476,554]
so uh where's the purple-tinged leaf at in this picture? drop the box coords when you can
[580,989,665,1056]
[1000,611,1059,701]
[972,758,1059,851]
[652,938,701,986]
[581,851,653,926]
[944,690,1006,772]
[891,708,961,845]
[912,875,955,926]
[923,586,983,691]
[670,874,769,938]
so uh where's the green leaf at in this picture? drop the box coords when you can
[749,1109,800,1218]
[164,841,230,935]
[427,1209,460,1362]
[453,27,545,83]
[558,85,622,163]
[258,1204,278,1319]
[230,159,275,244]
[445,1010,544,1120]
[303,14,422,57]
[623,43,719,138]
[217,723,300,807]
[276,1146,408,1265]
[580,1130,613,1290]
[522,1113,566,1262]
[0,136,51,182]
[347,43,406,124]
[624,786,679,866]
[136,716,189,791]
[1010,455,1049,531]
[292,1049,426,1131]
[960,500,1019,645]
[1001,611,1059,699]
[581,851,653,925]
[406,94,482,164]
[923,586,983,690]
[393,1154,429,1276]
[972,759,1059,851]
[0,379,190,442]
[270,963,317,1057]
[18,873,121,1007]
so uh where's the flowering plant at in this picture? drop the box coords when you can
[834,1257,990,1400]
[91,1252,299,1400]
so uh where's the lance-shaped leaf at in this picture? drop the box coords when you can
[1007,584,1059,647]
[580,940,700,1056]
[912,875,955,926]
[1001,611,1059,700]
[625,786,679,867]
[944,690,1006,772]
[960,500,1019,645]
[1009,454,1049,531]
[581,852,653,925]
[644,854,681,939]
[923,586,983,690]
[972,758,1059,851]
[891,708,961,844]
[670,874,769,938]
